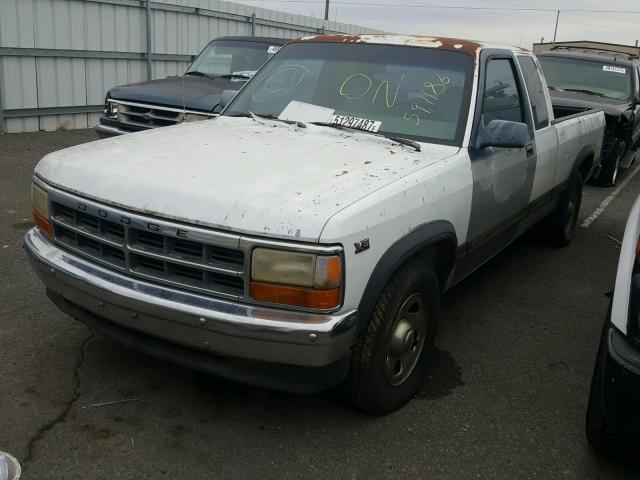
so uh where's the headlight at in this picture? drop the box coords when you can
[31,182,52,236]
[104,99,117,117]
[183,113,210,123]
[250,248,342,309]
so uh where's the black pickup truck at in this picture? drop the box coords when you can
[538,47,640,186]
[95,36,288,137]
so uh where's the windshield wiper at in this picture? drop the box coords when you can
[229,111,299,126]
[546,85,560,91]
[563,88,606,97]
[184,70,215,79]
[387,136,421,152]
[311,122,421,152]
[218,73,252,80]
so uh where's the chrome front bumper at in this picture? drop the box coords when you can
[24,228,358,369]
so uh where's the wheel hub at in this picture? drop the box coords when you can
[390,320,416,356]
[385,293,427,387]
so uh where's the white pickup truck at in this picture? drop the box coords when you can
[25,35,605,413]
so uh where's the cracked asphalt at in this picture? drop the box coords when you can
[1,129,640,479]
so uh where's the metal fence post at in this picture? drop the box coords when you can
[251,13,256,36]
[146,0,152,80]
[0,58,5,133]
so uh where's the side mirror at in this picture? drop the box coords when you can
[217,89,238,111]
[477,119,530,150]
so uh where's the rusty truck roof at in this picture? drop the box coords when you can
[298,34,528,57]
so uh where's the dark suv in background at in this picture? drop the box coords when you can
[538,47,640,186]
[96,36,288,137]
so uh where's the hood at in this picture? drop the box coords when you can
[35,117,458,242]
[549,90,631,118]
[109,76,245,112]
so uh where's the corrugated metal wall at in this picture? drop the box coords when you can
[0,0,384,133]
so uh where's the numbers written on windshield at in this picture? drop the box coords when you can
[404,74,451,126]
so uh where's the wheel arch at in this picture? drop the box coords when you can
[572,144,595,183]
[357,220,458,330]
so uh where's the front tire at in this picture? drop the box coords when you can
[343,257,439,414]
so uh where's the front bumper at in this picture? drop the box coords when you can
[24,228,358,392]
[601,325,640,440]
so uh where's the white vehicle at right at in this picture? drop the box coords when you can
[587,193,640,457]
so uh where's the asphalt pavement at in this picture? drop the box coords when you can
[1,129,639,479]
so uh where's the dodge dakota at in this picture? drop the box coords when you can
[26,34,605,413]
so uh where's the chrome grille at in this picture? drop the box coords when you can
[113,100,215,130]
[117,102,184,128]
[50,197,246,299]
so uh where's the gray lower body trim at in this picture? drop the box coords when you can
[47,290,351,394]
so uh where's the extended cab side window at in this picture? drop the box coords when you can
[517,56,550,130]
[482,59,524,125]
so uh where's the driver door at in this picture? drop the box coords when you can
[459,54,537,277]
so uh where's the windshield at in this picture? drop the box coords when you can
[538,56,632,101]
[186,40,281,78]
[224,42,474,146]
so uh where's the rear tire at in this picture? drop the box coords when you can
[343,257,439,415]
[546,172,582,247]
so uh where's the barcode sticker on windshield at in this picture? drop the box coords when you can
[267,46,281,54]
[329,115,381,133]
[603,65,626,74]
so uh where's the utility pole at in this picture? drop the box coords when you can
[146,0,152,80]
[324,0,329,20]
[552,10,560,45]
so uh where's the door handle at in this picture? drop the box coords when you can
[526,143,535,157]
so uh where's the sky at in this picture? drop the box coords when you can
[233,0,640,49]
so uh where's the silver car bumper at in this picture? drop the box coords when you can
[24,228,358,369]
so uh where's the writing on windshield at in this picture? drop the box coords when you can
[226,42,473,146]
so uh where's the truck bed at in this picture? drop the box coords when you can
[551,105,601,124]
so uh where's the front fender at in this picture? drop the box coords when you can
[356,220,457,328]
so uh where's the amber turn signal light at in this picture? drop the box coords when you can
[32,209,52,236]
[250,282,340,309]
